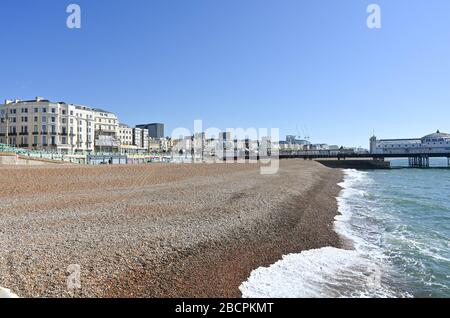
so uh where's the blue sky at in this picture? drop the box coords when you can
[1,0,449,147]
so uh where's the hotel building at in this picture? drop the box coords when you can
[0,97,120,153]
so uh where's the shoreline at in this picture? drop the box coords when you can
[0,161,343,298]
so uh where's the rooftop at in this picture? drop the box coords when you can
[422,130,450,140]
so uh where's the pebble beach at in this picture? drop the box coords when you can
[0,160,342,297]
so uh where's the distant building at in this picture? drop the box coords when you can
[118,124,133,146]
[286,135,310,146]
[148,138,161,152]
[0,97,121,153]
[133,128,142,149]
[93,108,120,152]
[370,130,450,155]
[136,123,164,139]
[141,128,149,151]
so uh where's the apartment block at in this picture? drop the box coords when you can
[118,124,133,146]
[0,97,96,152]
[93,109,120,152]
[0,97,121,153]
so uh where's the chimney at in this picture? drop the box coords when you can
[36,96,45,102]
[5,99,13,105]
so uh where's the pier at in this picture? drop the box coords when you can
[281,131,450,169]
[279,152,450,169]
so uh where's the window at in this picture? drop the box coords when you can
[62,137,67,144]
[51,108,56,114]
[34,108,39,113]
[70,111,73,116]
[34,136,38,145]
[42,125,47,133]
[51,117,56,123]
[62,110,66,115]
[34,125,38,133]
[43,108,47,113]
[34,117,38,122]
[43,136,47,144]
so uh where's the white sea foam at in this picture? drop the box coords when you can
[0,287,19,298]
[240,169,404,298]
[240,247,375,298]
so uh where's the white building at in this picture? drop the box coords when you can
[93,109,120,153]
[370,130,450,155]
[0,97,124,153]
[0,97,98,153]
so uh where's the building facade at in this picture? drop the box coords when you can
[141,128,149,151]
[132,127,142,149]
[370,130,450,155]
[0,97,124,153]
[117,124,133,146]
[93,109,120,153]
[136,123,164,139]
[0,97,98,152]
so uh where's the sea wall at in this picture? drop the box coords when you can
[316,159,390,170]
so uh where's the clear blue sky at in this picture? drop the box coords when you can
[1,0,449,148]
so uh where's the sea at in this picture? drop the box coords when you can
[240,158,450,298]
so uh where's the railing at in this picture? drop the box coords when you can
[0,144,171,165]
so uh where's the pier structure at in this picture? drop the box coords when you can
[408,156,430,168]
[280,131,450,169]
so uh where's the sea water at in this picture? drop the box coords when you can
[240,164,450,298]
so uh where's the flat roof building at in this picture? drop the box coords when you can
[136,123,164,139]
